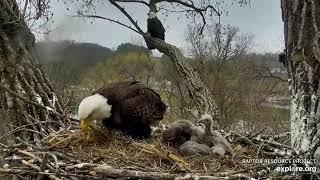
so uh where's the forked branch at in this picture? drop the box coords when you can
[109,0,144,33]
[112,0,221,34]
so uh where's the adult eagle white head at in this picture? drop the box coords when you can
[78,81,167,139]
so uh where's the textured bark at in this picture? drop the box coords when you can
[145,36,220,120]
[0,0,64,144]
[281,0,320,158]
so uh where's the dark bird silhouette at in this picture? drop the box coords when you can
[145,11,165,50]
[279,49,287,67]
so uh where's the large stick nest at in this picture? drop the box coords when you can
[0,121,316,179]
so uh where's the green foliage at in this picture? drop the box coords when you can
[80,52,155,89]
[116,43,150,55]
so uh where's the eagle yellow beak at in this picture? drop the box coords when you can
[80,118,91,131]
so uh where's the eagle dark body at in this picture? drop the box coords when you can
[146,17,165,50]
[95,81,167,138]
[147,17,165,40]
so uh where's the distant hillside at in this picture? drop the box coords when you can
[36,40,113,64]
[35,40,114,83]
[115,43,149,54]
[34,41,152,84]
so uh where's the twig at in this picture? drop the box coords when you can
[16,149,57,172]
[252,138,293,150]
[21,160,61,180]
[94,164,176,180]
[17,150,42,162]
[0,168,97,179]
[73,14,142,35]
[109,0,144,33]
[0,83,63,117]
[36,153,49,180]
[16,137,39,149]
[65,163,97,170]
[258,132,290,140]
[114,0,149,6]
[0,83,50,111]
[176,173,253,180]
[0,124,46,141]
[249,128,266,138]
[22,0,29,19]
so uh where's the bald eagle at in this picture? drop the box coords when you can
[78,81,167,139]
[145,11,165,50]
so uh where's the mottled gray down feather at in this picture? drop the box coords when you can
[211,145,226,157]
[179,140,211,156]
[162,120,204,147]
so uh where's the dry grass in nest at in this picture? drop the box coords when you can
[41,127,262,176]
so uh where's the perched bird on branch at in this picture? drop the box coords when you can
[78,81,167,139]
[145,11,165,50]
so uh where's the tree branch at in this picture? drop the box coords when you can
[105,0,220,118]
[114,0,149,6]
[114,0,220,34]
[256,67,288,82]
[22,0,29,19]
[163,0,220,15]
[0,83,62,116]
[109,0,144,33]
[73,15,142,34]
[155,0,220,34]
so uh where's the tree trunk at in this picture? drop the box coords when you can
[145,36,220,121]
[0,0,65,145]
[281,0,320,158]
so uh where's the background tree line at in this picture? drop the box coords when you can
[37,23,290,135]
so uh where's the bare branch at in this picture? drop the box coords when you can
[157,0,220,15]
[109,0,144,33]
[255,67,288,82]
[156,0,220,34]
[0,83,63,116]
[22,0,29,18]
[73,14,142,34]
[114,0,149,6]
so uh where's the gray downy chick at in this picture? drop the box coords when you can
[179,140,211,156]
[162,120,205,147]
[197,114,233,154]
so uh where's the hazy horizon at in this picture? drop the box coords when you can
[35,0,284,56]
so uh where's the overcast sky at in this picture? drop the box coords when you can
[39,0,284,54]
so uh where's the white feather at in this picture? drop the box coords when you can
[200,113,213,121]
[78,94,112,121]
[147,11,157,19]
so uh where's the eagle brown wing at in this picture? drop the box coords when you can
[95,80,166,125]
[120,87,166,125]
[95,81,142,104]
